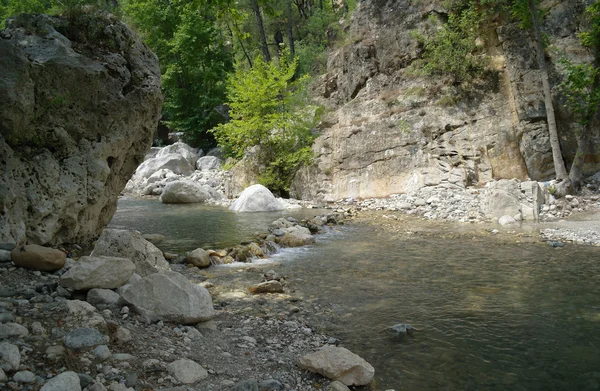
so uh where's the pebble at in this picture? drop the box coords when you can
[13,370,36,383]
[64,327,107,350]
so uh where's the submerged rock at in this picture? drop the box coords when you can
[0,13,162,246]
[388,323,417,338]
[160,180,214,204]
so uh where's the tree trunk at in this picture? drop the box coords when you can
[528,0,569,181]
[568,62,600,189]
[286,0,295,57]
[227,21,253,68]
[249,0,271,62]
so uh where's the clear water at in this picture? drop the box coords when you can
[111,199,600,390]
[108,197,327,252]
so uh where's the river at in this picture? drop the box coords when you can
[110,198,600,390]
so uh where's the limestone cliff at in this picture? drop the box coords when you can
[0,13,162,245]
[291,0,600,201]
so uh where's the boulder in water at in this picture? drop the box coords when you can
[388,323,417,337]
[230,184,286,212]
[160,180,214,204]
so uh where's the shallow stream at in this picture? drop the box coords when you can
[110,199,600,390]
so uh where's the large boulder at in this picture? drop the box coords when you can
[91,229,169,277]
[230,184,286,212]
[0,13,162,246]
[196,156,221,171]
[156,142,198,166]
[120,271,215,324]
[160,180,214,204]
[130,153,194,183]
[58,255,135,290]
[481,179,522,218]
[297,346,375,386]
[10,244,65,271]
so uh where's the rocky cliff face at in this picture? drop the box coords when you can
[291,0,600,201]
[0,13,162,245]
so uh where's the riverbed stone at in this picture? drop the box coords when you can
[327,382,351,391]
[0,342,20,372]
[248,281,284,294]
[10,245,65,272]
[297,346,375,386]
[157,142,198,166]
[0,368,6,382]
[63,328,107,350]
[59,256,135,290]
[0,323,29,339]
[230,184,286,212]
[87,289,120,307]
[278,226,315,247]
[40,371,81,391]
[120,271,215,324]
[160,180,213,204]
[13,370,36,383]
[185,248,211,268]
[91,229,169,277]
[166,358,208,384]
[0,250,10,262]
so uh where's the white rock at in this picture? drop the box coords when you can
[59,256,135,290]
[0,342,20,372]
[230,184,285,212]
[157,142,198,166]
[121,271,215,324]
[298,346,374,386]
[91,229,169,277]
[166,358,208,384]
[40,371,81,391]
[498,215,517,226]
[131,154,194,183]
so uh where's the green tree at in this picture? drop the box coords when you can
[122,0,233,149]
[558,1,600,189]
[211,54,318,195]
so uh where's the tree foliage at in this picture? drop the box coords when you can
[211,54,319,195]
[121,0,233,149]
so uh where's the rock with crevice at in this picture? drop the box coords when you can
[91,229,169,277]
[0,13,162,246]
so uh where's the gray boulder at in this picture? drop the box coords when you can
[120,271,215,324]
[297,346,375,386]
[196,156,221,171]
[230,184,285,212]
[86,289,120,307]
[279,226,315,247]
[0,323,29,339]
[185,248,211,268]
[160,180,213,204]
[91,229,169,277]
[0,13,162,246]
[166,358,208,384]
[157,142,198,166]
[40,371,81,391]
[482,180,522,218]
[59,256,135,290]
[0,342,20,372]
